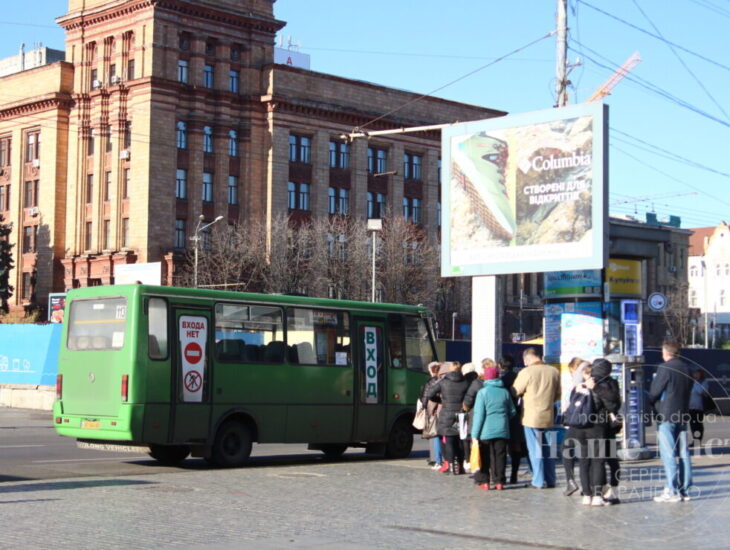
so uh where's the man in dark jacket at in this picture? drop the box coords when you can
[649,340,694,503]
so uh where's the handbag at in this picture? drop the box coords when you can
[422,411,438,439]
[564,388,594,428]
[412,406,426,430]
[469,441,481,472]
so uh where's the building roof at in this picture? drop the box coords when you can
[688,227,715,256]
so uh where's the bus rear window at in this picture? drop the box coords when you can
[404,316,435,372]
[67,297,127,351]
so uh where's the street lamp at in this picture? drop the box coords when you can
[192,214,224,288]
[367,218,382,302]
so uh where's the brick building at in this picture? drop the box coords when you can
[0,0,503,312]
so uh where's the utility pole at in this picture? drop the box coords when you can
[555,0,569,107]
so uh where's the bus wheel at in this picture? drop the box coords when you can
[210,420,252,468]
[149,444,190,466]
[384,417,413,459]
[320,444,347,459]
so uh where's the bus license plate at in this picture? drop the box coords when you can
[81,420,100,429]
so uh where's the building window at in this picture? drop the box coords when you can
[85,221,93,251]
[203,126,214,153]
[127,58,135,80]
[176,121,187,149]
[230,46,240,61]
[103,220,111,249]
[367,192,386,219]
[367,147,387,174]
[104,171,112,201]
[105,125,112,153]
[23,225,36,253]
[178,59,189,83]
[109,63,116,82]
[86,174,94,204]
[203,64,214,88]
[690,266,698,278]
[23,180,38,208]
[690,289,697,307]
[205,41,215,56]
[403,197,421,223]
[0,185,9,211]
[25,131,40,163]
[121,218,129,248]
[21,272,32,301]
[329,140,350,169]
[123,121,132,150]
[175,219,186,248]
[122,168,130,199]
[87,130,95,156]
[176,169,187,199]
[228,130,238,157]
[288,134,311,163]
[328,187,349,215]
[179,34,190,51]
[90,68,98,88]
[0,136,10,166]
[288,182,309,211]
[403,153,423,180]
[227,176,238,205]
[721,289,727,307]
[202,172,213,202]
[229,70,239,93]
[437,201,442,227]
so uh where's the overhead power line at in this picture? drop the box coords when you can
[577,0,730,73]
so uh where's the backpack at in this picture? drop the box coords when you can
[564,388,594,428]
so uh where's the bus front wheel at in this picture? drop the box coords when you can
[384,417,413,459]
[210,420,252,468]
[149,444,190,466]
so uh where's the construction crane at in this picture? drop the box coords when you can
[586,51,642,103]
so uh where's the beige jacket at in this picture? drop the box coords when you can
[512,362,561,429]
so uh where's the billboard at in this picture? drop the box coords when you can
[115,262,161,285]
[607,258,642,297]
[441,103,607,276]
[544,269,602,299]
[544,301,604,365]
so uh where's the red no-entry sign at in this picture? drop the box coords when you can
[184,341,203,364]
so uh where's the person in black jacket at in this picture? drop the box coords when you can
[427,361,469,475]
[649,340,694,503]
[572,359,622,506]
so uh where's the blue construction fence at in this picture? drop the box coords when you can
[0,324,61,386]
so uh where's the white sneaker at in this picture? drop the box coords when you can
[431,462,443,471]
[591,496,609,506]
[680,493,691,502]
[464,463,471,474]
[581,495,592,505]
[603,486,620,504]
[654,489,681,503]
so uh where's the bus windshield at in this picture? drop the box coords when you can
[67,297,127,351]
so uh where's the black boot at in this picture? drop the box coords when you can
[452,460,464,475]
[563,478,579,496]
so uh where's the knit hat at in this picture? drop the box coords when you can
[591,359,612,380]
[483,366,499,380]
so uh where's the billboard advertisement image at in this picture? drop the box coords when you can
[441,103,607,276]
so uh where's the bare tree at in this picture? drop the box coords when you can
[661,283,696,345]
[261,213,313,295]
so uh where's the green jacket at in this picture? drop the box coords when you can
[471,379,516,441]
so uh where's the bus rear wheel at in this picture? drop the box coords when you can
[210,420,252,468]
[149,444,190,466]
[320,444,347,459]
[384,417,413,459]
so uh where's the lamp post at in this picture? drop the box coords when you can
[192,214,224,288]
[367,218,382,302]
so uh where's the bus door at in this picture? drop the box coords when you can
[353,318,386,441]
[171,307,213,443]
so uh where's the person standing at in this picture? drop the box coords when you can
[560,357,590,497]
[421,361,443,470]
[499,354,526,484]
[427,362,469,475]
[471,366,516,490]
[649,340,694,503]
[512,347,561,489]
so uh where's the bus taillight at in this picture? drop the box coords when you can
[121,374,129,402]
[56,374,63,400]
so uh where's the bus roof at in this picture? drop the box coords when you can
[66,284,431,316]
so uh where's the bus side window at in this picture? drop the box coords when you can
[148,298,169,359]
[404,316,434,373]
[387,314,404,368]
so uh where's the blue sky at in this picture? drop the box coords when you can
[2,0,728,228]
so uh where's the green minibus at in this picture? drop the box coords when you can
[53,284,437,466]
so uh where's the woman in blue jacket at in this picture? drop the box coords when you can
[471,366,516,490]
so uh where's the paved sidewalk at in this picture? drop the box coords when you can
[2,444,730,549]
